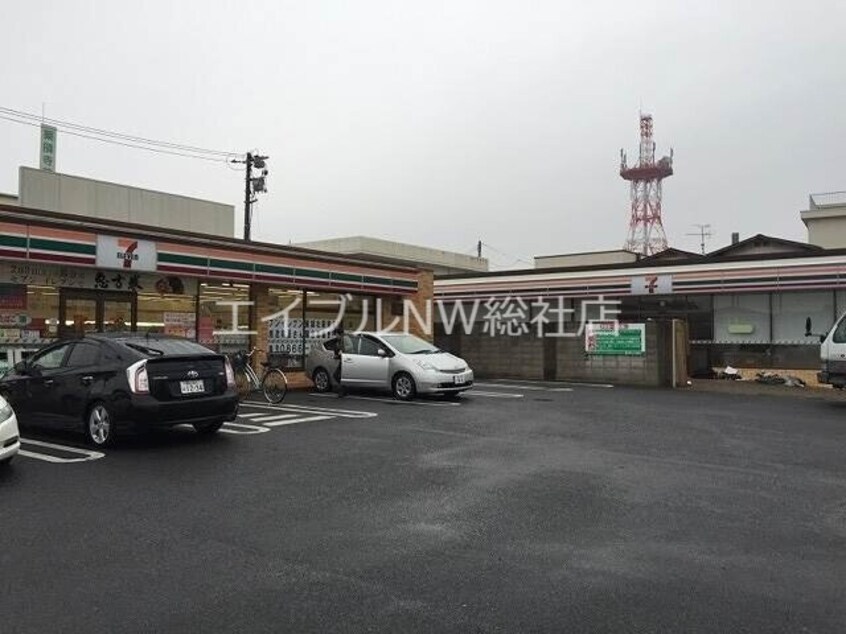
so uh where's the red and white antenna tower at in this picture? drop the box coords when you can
[620,114,673,255]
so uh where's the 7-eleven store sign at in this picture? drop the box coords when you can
[96,235,157,272]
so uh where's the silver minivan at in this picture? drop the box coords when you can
[305,331,474,400]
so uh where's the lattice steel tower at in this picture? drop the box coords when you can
[620,114,673,255]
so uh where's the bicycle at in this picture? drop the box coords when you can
[229,347,288,404]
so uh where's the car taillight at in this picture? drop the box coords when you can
[126,360,150,394]
[224,358,236,388]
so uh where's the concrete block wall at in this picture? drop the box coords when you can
[446,332,545,380]
[436,321,675,387]
[555,324,662,386]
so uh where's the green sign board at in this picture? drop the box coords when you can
[40,124,57,172]
[585,322,645,356]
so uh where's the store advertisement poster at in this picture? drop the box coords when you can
[0,284,27,310]
[585,322,646,356]
[163,312,197,339]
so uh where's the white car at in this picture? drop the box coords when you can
[305,332,474,400]
[0,393,20,467]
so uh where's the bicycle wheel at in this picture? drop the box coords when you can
[261,368,288,404]
[234,368,252,402]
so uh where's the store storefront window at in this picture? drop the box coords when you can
[266,288,306,369]
[303,291,375,354]
[772,290,834,344]
[136,276,197,337]
[713,293,770,343]
[0,283,58,374]
[199,282,251,354]
[21,284,59,342]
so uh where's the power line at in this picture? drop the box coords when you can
[480,241,533,267]
[0,105,240,158]
[0,113,235,163]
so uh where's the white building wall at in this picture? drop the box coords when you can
[535,250,639,269]
[296,235,489,275]
[802,212,846,249]
[0,193,18,206]
[18,167,234,237]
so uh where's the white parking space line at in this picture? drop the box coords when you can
[243,400,379,418]
[549,388,575,392]
[19,438,105,464]
[251,413,299,423]
[220,422,270,435]
[236,413,266,419]
[466,391,525,399]
[262,415,332,427]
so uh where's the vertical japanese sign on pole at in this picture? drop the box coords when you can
[40,124,57,172]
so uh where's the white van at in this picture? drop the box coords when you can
[806,316,846,388]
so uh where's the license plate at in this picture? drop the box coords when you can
[180,379,205,394]
[454,373,468,385]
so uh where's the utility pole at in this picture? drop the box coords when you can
[477,240,482,259]
[686,223,712,255]
[232,152,269,241]
[243,152,253,241]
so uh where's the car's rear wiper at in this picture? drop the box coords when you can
[125,343,165,356]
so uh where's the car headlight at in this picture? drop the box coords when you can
[0,398,13,422]
[414,360,438,372]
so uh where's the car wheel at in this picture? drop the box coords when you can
[392,372,417,401]
[87,401,116,448]
[194,420,224,435]
[313,367,332,393]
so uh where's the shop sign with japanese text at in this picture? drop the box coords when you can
[40,124,57,172]
[0,262,195,295]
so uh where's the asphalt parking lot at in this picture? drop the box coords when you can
[3,381,846,633]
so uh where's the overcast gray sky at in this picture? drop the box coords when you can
[2,1,844,268]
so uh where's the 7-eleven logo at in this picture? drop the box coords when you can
[116,239,140,269]
[645,275,658,294]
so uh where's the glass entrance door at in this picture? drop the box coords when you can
[59,290,137,338]
[103,298,132,332]
[62,297,98,338]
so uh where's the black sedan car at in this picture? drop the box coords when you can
[0,333,239,447]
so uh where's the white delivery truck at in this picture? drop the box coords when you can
[806,316,846,388]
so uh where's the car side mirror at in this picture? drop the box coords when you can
[13,360,29,375]
[377,348,387,358]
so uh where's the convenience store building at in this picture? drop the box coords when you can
[0,169,429,376]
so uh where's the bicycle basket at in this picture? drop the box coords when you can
[228,351,247,369]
